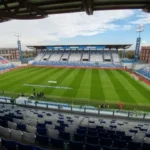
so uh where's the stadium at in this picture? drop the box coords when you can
[0,0,150,150]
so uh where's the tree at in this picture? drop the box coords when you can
[126,50,135,59]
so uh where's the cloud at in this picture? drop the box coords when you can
[131,11,150,25]
[122,25,133,30]
[0,10,134,49]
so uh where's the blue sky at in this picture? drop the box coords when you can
[0,9,149,50]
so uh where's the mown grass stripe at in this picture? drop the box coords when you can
[0,67,48,91]
[51,69,79,97]
[49,68,75,94]
[63,69,86,99]
[118,70,150,103]
[75,69,92,100]
[0,67,38,81]
[100,70,119,102]
[106,70,137,104]
[15,68,60,93]
[90,69,105,101]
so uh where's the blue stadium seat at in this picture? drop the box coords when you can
[99,131,109,138]
[127,141,142,150]
[17,124,26,131]
[86,135,99,144]
[37,127,47,135]
[36,135,49,146]
[145,133,150,138]
[107,130,116,134]
[74,133,86,142]
[129,129,138,134]
[142,143,150,150]
[113,139,127,149]
[116,131,125,136]
[59,131,70,140]
[96,126,104,130]
[57,120,64,124]
[50,137,64,149]
[37,123,46,128]
[103,146,119,150]
[35,147,49,150]
[100,137,112,146]
[79,126,87,130]
[121,135,132,142]
[1,138,17,150]
[55,125,64,131]
[69,141,83,150]
[45,121,52,125]
[85,143,101,150]
[110,134,121,139]
[87,130,97,136]
[38,114,43,118]
[77,128,87,135]
[17,143,34,150]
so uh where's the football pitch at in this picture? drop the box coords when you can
[0,66,150,111]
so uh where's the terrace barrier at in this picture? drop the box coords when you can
[1,96,150,121]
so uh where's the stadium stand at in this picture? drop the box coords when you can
[32,50,122,68]
[0,56,15,71]
[0,104,150,150]
[111,51,120,63]
[90,51,103,63]
[137,66,150,79]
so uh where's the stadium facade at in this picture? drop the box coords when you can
[0,48,19,61]
[140,46,150,64]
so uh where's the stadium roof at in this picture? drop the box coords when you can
[0,0,150,22]
[27,44,132,49]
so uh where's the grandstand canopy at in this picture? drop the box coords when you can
[27,44,132,50]
[0,0,149,22]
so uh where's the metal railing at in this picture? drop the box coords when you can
[0,96,149,120]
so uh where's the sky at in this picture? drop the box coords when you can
[0,9,149,50]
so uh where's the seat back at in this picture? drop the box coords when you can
[87,135,99,144]
[36,134,49,145]
[8,121,17,129]
[47,128,59,138]
[37,127,47,135]
[1,138,17,150]
[23,132,36,144]
[11,129,23,141]
[17,124,26,131]
[26,125,36,133]
[59,131,70,140]
[85,143,101,150]
[0,126,10,137]
[18,143,34,150]
[69,141,83,150]
[74,133,86,142]
[50,138,64,149]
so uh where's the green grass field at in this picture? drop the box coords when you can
[0,66,150,111]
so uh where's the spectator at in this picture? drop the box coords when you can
[107,104,110,109]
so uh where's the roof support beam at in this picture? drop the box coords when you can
[82,0,93,15]
[1,0,11,12]
[16,0,46,17]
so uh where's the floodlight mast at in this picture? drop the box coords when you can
[136,25,144,38]
[14,32,22,62]
[14,32,21,41]
[134,25,144,63]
